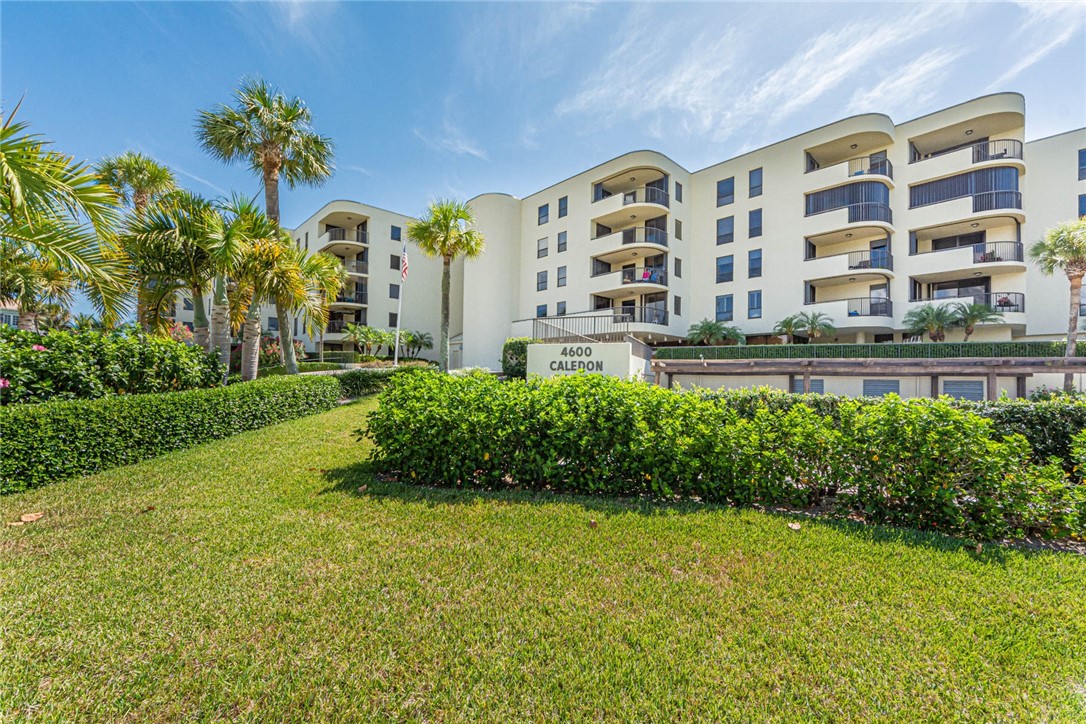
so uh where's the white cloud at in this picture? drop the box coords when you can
[987,1,1085,90]
[846,47,965,116]
[345,165,376,177]
[413,122,488,161]
[229,1,344,62]
[171,166,228,196]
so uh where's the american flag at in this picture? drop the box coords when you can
[400,243,409,283]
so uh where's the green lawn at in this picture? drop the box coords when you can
[2,399,1085,721]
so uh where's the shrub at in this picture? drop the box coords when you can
[336,365,432,398]
[365,374,1086,541]
[0,326,222,405]
[259,362,343,376]
[500,337,540,379]
[229,334,307,372]
[0,375,340,494]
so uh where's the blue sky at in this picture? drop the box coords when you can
[3,1,1085,230]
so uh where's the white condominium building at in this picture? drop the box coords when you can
[174,93,1086,371]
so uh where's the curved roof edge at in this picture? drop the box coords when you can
[291,198,416,227]
[897,91,1025,127]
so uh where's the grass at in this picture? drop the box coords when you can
[2,399,1085,721]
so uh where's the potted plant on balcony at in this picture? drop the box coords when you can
[996,295,1014,309]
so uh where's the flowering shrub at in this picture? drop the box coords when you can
[0,326,222,405]
[167,322,194,344]
[229,334,307,372]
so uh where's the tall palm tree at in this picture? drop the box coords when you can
[687,319,745,345]
[951,302,1004,342]
[407,199,485,371]
[0,241,75,332]
[795,311,836,341]
[773,314,801,344]
[1030,218,1086,391]
[0,110,128,323]
[903,303,956,342]
[195,77,334,225]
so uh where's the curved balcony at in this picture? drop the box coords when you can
[911,241,1026,282]
[319,228,369,256]
[805,249,894,286]
[908,192,1024,229]
[804,296,894,330]
[591,266,668,298]
[591,226,669,265]
[590,185,670,227]
[911,139,1025,180]
[343,259,369,276]
[331,289,368,309]
[805,155,894,192]
[804,202,893,237]
[913,292,1025,314]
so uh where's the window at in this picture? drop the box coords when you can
[304,232,309,249]
[295,237,301,249]
[390,253,399,270]
[749,208,762,238]
[716,177,735,206]
[536,304,547,318]
[863,379,900,397]
[674,295,682,316]
[558,196,568,218]
[389,283,400,300]
[715,294,733,322]
[748,290,762,319]
[944,380,984,401]
[538,203,549,225]
[182,321,194,332]
[556,301,567,316]
[537,270,547,291]
[791,379,825,394]
[267,316,279,331]
[537,237,548,258]
[909,168,1019,209]
[675,181,683,203]
[557,266,567,287]
[931,231,984,251]
[748,249,762,278]
[182,297,194,311]
[675,219,682,240]
[806,181,890,216]
[294,317,298,337]
[389,312,398,327]
[1080,193,1086,218]
[749,167,763,197]
[716,255,734,283]
[1079,149,1086,180]
[557,231,567,253]
[716,216,734,244]
[391,225,401,241]
[674,257,682,278]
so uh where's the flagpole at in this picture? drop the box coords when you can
[393,242,406,367]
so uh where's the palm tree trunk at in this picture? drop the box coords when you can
[192,291,210,351]
[275,299,299,374]
[241,302,262,381]
[209,276,231,384]
[17,311,36,332]
[263,164,280,224]
[1065,274,1083,392]
[440,257,451,372]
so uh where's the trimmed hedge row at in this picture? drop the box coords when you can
[655,341,1077,361]
[0,375,340,494]
[366,372,1086,542]
[336,366,432,397]
[0,327,222,405]
[701,387,1086,471]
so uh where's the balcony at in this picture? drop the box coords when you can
[805,249,894,286]
[908,192,1024,229]
[911,241,1026,282]
[804,296,894,330]
[332,289,368,307]
[913,292,1025,315]
[326,319,350,334]
[591,266,668,297]
[804,203,893,237]
[343,259,368,276]
[591,183,670,226]
[591,226,669,265]
[805,154,894,192]
[532,305,670,342]
[318,228,369,255]
[972,190,1022,213]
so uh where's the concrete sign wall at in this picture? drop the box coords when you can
[527,342,644,379]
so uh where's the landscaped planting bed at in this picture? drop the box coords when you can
[366,372,1086,542]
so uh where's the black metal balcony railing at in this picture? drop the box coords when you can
[972,139,1024,163]
[334,290,368,305]
[845,297,893,318]
[847,249,893,271]
[846,156,894,180]
[971,241,1024,263]
[591,266,669,287]
[326,228,369,244]
[845,202,893,224]
[605,306,669,325]
[919,292,1025,314]
[593,227,670,248]
[326,320,350,333]
[343,259,369,274]
[972,190,1022,213]
[620,186,670,208]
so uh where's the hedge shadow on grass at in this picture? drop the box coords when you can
[318,461,1048,564]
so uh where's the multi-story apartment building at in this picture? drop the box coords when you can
[173,93,1086,376]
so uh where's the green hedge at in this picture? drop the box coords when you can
[365,373,1086,541]
[0,326,222,405]
[0,375,340,493]
[501,337,540,379]
[258,362,343,376]
[337,366,431,397]
[655,341,1075,361]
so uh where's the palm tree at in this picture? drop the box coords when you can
[0,109,128,323]
[795,311,836,341]
[396,330,417,359]
[903,303,956,342]
[952,302,1004,342]
[1030,218,1086,391]
[407,199,485,371]
[687,319,745,345]
[343,322,381,356]
[773,314,802,344]
[195,77,334,226]
[0,241,75,332]
[71,313,102,332]
[96,152,176,214]
[410,329,434,358]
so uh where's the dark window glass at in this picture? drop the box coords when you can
[749,208,762,238]
[536,270,547,291]
[558,196,568,217]
[1079,149,1086,180]
[674,295,682,316]
[536,304,547,318]
[557,231,567,253]
[391,226,401,241]
[390,254,399,270]
[183,298,194,311]
[675,182,683,203]
[715,294,733,322]
[557,266,567,287]
[717,216,734,244]
[748,290,762,319]
[806,181,890,215]
[389,283,400,300]
[717,177,734,206]
[389,312,398,327]
[1079,193,1086,218]
[557,301,567,316]
[675,219,682,240]
[749,249,762,278]
[909,168,1019,208]
[749,167,763,197]
[537,237,548,258]
[674,257,682,278]
[716,255,734,283]
[538,203,549,225]
[267,316,279,331]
